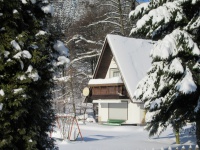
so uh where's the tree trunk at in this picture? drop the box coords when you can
[69,66,76,117]
[117,0,125,35]
[131,0,136,10]
[175,130,180,144]
[173,127,180,144]
[196,121,200,147]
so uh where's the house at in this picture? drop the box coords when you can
[85,34,154,125]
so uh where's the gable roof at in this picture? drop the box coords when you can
[91,34,154,102]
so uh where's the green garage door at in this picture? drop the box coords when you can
[108,102,128,120]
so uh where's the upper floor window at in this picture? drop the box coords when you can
[110,68,120,78]
[113,70,120,77]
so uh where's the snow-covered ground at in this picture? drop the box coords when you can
[52,123,196,150]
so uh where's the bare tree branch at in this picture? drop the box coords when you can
[97,12,120,18]
[87,20,122,28]
[70,53,100,65]
[99,4,119,10]
[66,35,103,45]
[77,50,99,57]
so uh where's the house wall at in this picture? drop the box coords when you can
[126,102,145,124]
[98,103,109,122]
[94,54,146,125]
[105,58,118,79]
[97,100,145,125]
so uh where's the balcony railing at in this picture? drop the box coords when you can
[90,85,129,99]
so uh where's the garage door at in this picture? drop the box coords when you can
[108,102,128,120]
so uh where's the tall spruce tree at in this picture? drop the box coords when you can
[130,0,200,146]
[0,0,68,149]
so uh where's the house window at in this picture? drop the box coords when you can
[113,71,120,77]
[110,68,120,77]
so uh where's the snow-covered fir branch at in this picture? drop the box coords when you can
[130,0,200,142]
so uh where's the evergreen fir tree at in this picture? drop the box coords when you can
[0,0,68,149]
[130,0,200,146]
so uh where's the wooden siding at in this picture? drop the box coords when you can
[90,85,129,100]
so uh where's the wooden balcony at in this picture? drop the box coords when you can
[89,85,129,100]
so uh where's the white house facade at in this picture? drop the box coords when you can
[86,34,154,125]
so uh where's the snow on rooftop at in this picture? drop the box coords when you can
[89,77,123,86]
[106,34,154,101]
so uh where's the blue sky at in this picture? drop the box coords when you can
[138,0,150,2]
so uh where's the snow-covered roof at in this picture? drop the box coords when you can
[88,77,123,86]
[106,34,154,102]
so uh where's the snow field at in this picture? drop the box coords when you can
[52,123,196,150]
